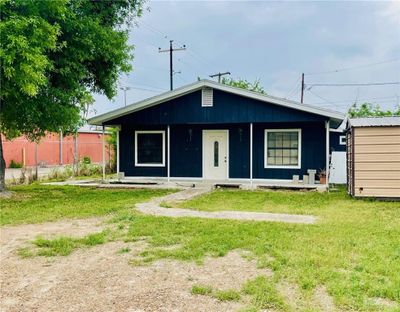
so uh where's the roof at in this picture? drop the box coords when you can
[348,116,400,127]
[88,79,345,126]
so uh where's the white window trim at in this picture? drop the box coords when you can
[264,129,302,169]
[135,130,166,167]
[339,135,346,145]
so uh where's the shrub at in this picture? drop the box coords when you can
[9,160,23,168]
[82,156,91,164]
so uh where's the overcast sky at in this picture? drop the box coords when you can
[90,1,400,117]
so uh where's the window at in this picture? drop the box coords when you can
[202,87,213,107]
[214,141,219,167]
[135,131,165,167]
[264,129,301,169]
[339,135,346,145]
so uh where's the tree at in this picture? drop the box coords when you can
[0,0,144,191]
[221,77,267,94]
[348,103,400,118]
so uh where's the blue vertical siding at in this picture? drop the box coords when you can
[330,131,346,152]
[108,88,333,179]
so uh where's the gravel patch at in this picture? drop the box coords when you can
[1,238,270,311]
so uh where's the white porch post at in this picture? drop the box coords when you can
[102,125,106,181]
[325,120,330,186]
[250,123,253,187]
[167,125,170,182]
[116,127,120,176]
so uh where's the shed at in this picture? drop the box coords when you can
[347,116,400,198]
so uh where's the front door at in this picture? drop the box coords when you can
[203,130,228,180]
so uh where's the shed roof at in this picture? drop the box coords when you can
[88,79,345,126]
[348,116,400,127]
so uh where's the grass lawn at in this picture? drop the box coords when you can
[2,185,400,311]
[0,184,173,225]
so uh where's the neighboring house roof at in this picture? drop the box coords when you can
[88,79,345,126]
[348,116,400,127]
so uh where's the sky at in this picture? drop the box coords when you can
[90,1,400,118]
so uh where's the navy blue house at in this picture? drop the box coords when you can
[89,80,345,183]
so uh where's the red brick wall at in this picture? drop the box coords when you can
[2,132,112,167]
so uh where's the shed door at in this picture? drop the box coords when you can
[203,130,228,180]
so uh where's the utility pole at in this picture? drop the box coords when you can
[120,86,131,107]
[159,40,186,90]
[300,73,305,103]
[209,71,231,83]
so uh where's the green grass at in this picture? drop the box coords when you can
[213,289,241,301]
[30,231,108,257]
[191,284,240,302]
[5,185,400,311]
[0,184,174,225]
[191,284,213,296]
[242,276,287,310]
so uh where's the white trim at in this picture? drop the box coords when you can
[202,129,229,180]
[264,129,302,169]
[167,126,170,182]
[88,80,345,126]
[339,135,346,145]
[134,130,166,167]
[250,123,253,185]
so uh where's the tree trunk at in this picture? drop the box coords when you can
[0,134,6,192]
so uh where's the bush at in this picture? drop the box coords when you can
[82,156,91,164]
[9,160,23,168]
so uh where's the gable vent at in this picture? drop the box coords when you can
[202,87,213,107]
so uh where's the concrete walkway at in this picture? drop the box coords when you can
[136,187,317,224]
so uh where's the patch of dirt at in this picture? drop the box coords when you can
[0,217,106,261]
[312,285,336,312]
[372,297,399,309]
[277,280,305,310]
[1,227,272,312]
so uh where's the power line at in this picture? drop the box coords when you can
[284,76,301,99]
[307,81,400,88]
[209,72,231,83]
[305,57,400,76]
[159,40,186,90]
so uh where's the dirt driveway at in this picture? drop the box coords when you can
[0,217,272,312]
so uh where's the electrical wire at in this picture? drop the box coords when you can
[305,57,400,76]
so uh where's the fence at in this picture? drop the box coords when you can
[3,132,113,168]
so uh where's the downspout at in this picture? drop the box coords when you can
[325,120,330,188]
[167,125,170,182]
[102,125,106,181]
[116,126,120,178]
[250,123,253,187]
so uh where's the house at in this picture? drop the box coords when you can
[88,80,345,186]
[346,116,400,198]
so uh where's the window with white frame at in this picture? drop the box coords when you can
[264,129,301,168]
[135,131,165,167]
[339,135,346,145]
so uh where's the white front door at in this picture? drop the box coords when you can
[203,130,228,180]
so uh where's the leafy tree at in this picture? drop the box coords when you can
[348,103,400,118]
[221,77,267,94]
[0,0,144,191]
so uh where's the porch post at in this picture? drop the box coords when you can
[102,125,106,181]
[250,123,253,186]
[116,127,120,176]
[167,125,170,182]
[325,120,330,186]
